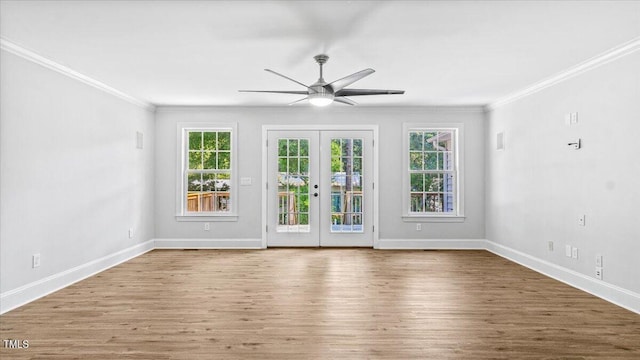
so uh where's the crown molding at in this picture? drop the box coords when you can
[487,36,640,111]
[0,38,155,112]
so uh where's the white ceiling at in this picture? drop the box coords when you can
[1,0,639,107]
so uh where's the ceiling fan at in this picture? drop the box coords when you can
[239,54,404,106]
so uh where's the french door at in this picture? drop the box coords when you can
[266,130,374,247]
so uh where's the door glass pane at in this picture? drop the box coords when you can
[277,138,310,233]
[330,138,364,233]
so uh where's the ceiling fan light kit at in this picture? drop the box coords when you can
[239,54,404,107]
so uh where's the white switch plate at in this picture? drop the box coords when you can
[565,245,572,257]
[570,112,579,125]
[128,228,134,239]
[204,222,210,231]
[595,267,603,280]
[32,254,41,268]
[572,247,579,259]
[595,254,603,267]
[578,215,585,226]
[416,223,422,231]
[548,241,554,251]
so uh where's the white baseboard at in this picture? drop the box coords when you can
[153,238,263,249]
[0,240,154,315]
[377,238,487,250]
[485,240,640,315]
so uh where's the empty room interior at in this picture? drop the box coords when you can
[1,0,639,358]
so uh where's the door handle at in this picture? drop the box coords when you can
[313,193,318,197]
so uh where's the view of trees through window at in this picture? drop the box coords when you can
[409,130,455,213]
[186,130,232,213]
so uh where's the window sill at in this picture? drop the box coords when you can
[176,214,238,222]
[402,215,465,223]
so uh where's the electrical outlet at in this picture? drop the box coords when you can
[595,267,603,280]
[32,254,41,268]
[578,215,585,226]
[572,247,579,259]
[565,245,572,257]
[548,241,554,251]
[128,228,134,239]
[204,222,210,231]
[416,223,422,231]
[595,254,603,267]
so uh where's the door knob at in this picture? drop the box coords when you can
[313,193,318,197]
[314,184,318,189]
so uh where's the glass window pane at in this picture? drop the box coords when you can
[203,132,216,150]
[410,173,424,192]
[424,132,436,150]
[203,173,215,191]
[189,132,201,150]
[218,152,231,169]
[218,132,231,150]
[189,151,203,169]
[300,158,309,174]
[425,173,443,192]
[438,131,452,151]
[278,139,288,156]
[409,132,423,151]
[410,193,423,212]
[409,152,423,170]
[203,151,216,169]
[424,152,438,170]
[217,172,231,192]
[300,139,309,156]
[353,139,362,156]
[288,158,299,173]
[288,139,298,156]
[341,139,352,157]
[442,151,453,170]
[187,172,202,191]
[425,194,444,212]
[353,157,362,174]
[279,158,287,172]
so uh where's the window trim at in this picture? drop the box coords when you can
[175,122,238,221]
[401,123,465,221]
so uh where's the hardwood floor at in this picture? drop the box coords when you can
[1,249,639,359]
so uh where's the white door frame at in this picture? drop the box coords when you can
[261,124,379,249]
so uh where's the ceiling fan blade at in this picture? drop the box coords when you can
[328,68,375,91]
[239,90,309,95]
[288,97,309,106]
[334,97,357,106]
[265,69,315,92]
[335,89,405,97]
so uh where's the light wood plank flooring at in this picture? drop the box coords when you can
[1,249,639,359]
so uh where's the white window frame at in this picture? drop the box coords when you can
[175,122,238,221]
[402,123,465,222]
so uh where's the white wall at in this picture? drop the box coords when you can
[485,51,640,294]
[154,107,485,242]
[0,51,155,294]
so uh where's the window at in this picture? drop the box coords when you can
[177,123,237,220]
[403,124,464,221]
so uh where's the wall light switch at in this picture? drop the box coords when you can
[565,245,572,257]
[570,112,579,125]
[572,247,579,259]
[32,254,41,268]
[595,254,603,267]
[136,131,143,149]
